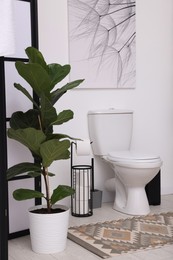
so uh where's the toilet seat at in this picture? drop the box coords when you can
[108,151,160,162]
[107,151,162,168]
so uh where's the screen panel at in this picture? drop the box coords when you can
[8,178,35,234]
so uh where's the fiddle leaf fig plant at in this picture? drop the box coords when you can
[6,47,84,213]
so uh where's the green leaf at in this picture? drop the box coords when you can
[8,128,46,156]
[40,139,70,167]
[51,79,84,105]
[15,61,51,97]
[7,162,41,180]
[48,64,71,90]
[30,172,55,177]
[9,110,40,130]
[51,185,75,205]
[25,47,48,71]
[14,83,39,109]
[27,172,42,178]
[46,133,81,141]
[53,110,73,125]
[40,94,57,129]
[13,189,44,201]
[47,172,55,177]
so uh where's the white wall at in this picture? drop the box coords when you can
[37,0,173,205]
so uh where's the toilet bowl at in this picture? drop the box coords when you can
[87,109,163,216]
[105,151,162,215]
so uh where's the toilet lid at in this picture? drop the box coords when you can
[107,151,161,163]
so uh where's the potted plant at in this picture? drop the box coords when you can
[6,46,84,253]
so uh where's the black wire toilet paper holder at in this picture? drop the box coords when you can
[70,142,93,217]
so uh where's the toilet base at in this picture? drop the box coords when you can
[113,187,150,215]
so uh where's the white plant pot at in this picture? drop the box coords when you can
[28,204,70,254]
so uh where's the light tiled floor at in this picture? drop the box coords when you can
[8,195,173,260]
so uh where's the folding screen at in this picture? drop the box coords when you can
[0,1,39,259]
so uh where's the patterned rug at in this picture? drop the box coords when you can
[68,212,173,258]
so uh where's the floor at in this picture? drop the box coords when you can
[8,194,173,260]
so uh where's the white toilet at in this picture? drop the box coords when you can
[87,109,162,215]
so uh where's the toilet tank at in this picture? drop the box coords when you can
[87,109,133,156]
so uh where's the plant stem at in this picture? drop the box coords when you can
[38,114,43,131]
[43,167,51,213]
[38,114,51,212]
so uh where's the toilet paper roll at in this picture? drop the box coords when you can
[72,199,89,214]
[76,139,91,156]
[75,185,90,201]
[75,169,91,187]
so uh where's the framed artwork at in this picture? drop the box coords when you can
[68,0,136,89]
